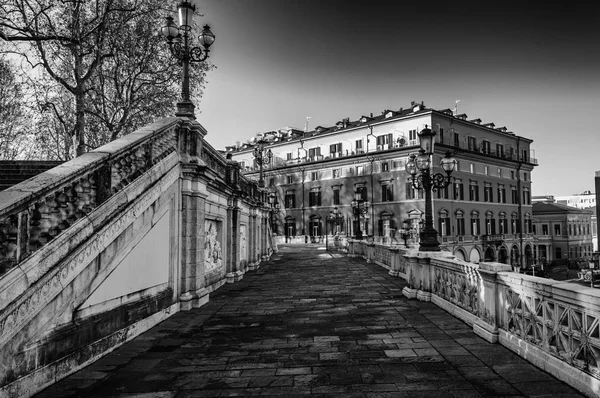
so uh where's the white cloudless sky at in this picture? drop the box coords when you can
[187,0,600,197]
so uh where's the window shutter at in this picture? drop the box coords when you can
[378,220,383,236]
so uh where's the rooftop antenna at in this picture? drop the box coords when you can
[454,99,461,116]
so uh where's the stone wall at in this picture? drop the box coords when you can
[0,118,271,397]
[348,240,600,398]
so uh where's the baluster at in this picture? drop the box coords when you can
[88,173,97,210]
[56,191,69,231]
[37,200,52,245]
[46,195,61,239]
[80,178,92,214]
[28,203,42,251]
[111,161,122,193]
[74,181,85,218]
[65,186,77,225]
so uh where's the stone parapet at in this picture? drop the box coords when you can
[350,240,600,398]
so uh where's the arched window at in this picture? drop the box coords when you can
[485,211,495,235]
[455,210,465,236]
[309,214,322,236]
[470,210,480,236]
[511,212,520,234]
[438,209,450,236]
[498,211,507,234]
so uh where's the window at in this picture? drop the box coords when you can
[356,186,368,201]
[482,140,491,154]
[382,183,393,202]
[522,149,528,162]
[308,189,321,206]
[329,143,342,156]
[376,133,393,148]
[496,143,504,157]
[511,186,518,204]
[286,153,293,161]
[484,166,489,176]
[406,181,416,200]
[470,163,474,173]
[512,214,520,234]
[286,175,293,184]
[311,171,319,181]
[332,169,340,179]
[511,171,515,180]
[454,132,460,147]
[484,184,493,202]
[486,212,496,235]
[356,139,363,152]
[498,168,502,178]
[308,147,321,158]
[454,179,464,200]
[381,161,389,172]
[555,247,562,260]
[523,172,528,182]
[356,165,364,175]
[468,136,477,151]
[439,128,444,142]
[269,177,275,187]
[469,182,479,201]
[456,211,465,236]
[499,213,507,234]
[438,210,451,236]
[542,224,549,235]
[409,129,418,141]
[436,184,449,199]
[523,188,530,205]
[284,191,296,208]
[333,189,340,205]
[525,216,532,234]
[498,184,506,203]
[470,212,480,235]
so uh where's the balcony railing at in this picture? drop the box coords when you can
[482,234,505,246]
[438,137,538,165]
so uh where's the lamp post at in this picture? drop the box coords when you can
[405,127,457,251]
[253,142,273,188]
[160,1,215,118]
[268,193,280,233]
[351,191,371,240]
[326,207,344,251]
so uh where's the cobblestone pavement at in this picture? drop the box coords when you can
[37,245,584,397]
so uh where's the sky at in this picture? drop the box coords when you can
[190,0,600,197]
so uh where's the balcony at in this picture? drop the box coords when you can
[482,234,505,246]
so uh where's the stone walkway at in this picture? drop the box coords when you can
[37,245,583,397]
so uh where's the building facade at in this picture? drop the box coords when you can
[555,191,596,209]
[532,202,594,268]
[227,101,538,266]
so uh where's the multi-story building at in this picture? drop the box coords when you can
[226,101,538,266]
[532,202,594,268]
[555,191,596,209]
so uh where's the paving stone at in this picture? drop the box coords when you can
[35,246,584,398]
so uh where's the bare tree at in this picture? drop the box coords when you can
[0,0,139,157]
[0,0,213,159]
[0,57,30,159]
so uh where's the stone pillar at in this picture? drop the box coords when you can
[179,174,209,310]
[473,262,512,343]
[225,197,242,283]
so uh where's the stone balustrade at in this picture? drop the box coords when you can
[0,117,272,397]
[347,239,600,398]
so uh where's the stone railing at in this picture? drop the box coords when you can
[0,119,179,277]
[347,240,600,398]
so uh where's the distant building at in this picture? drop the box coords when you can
[532,195,554,204]
[227,101,538,267]
[555,190,596,209]
[532,202,593,268]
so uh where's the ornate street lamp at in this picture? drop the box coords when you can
[268,193,280,233]
[405,127,457,251]
[351,191,371,240]
[160,1,215,118]
[253,143,273,188]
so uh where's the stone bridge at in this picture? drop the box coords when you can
[0,118,273,397]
